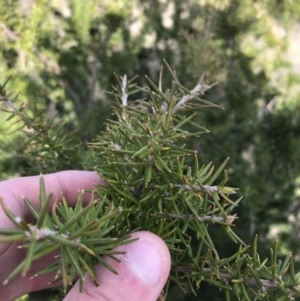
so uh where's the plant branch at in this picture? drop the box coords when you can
[154,212,235,224]
[176,266,299,296]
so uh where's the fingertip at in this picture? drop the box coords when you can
[64,231,171,301]
[125,231,171,287]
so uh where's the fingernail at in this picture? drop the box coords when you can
[121,239,163,287]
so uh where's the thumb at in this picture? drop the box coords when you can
[63,231,171,301]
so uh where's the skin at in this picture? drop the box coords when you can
[0,171,171,301]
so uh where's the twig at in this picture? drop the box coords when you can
[172,84,204,113]
[121,75,128,107]
[154,212,234,224]
[176,266,299,296]
[175,184,218,193]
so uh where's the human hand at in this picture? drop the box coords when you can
[0,171,171,301]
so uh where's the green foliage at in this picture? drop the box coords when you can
[0,177,136,292]
[1,0,300,300]
[1,64,300,300]
[0,77,85,175]
[0,0,137,146]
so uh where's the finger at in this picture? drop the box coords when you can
[0,171,105,228]
[64,231,171,301]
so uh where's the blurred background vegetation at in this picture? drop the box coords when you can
[0,0,300,300]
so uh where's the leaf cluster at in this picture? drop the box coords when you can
[0,177,136,292]
[0,77,85,175]
[1,63,300,300]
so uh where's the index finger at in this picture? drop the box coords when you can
[0,171,105,229]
